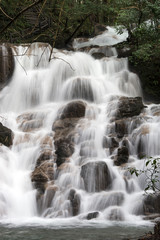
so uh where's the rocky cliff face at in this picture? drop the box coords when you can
[0,44,14,89]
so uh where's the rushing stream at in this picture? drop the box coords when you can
[0,26,158,239]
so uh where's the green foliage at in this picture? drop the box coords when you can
[129,157,160,193]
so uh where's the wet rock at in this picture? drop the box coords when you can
[80,145,97,158]
[137,138,146,159]
[86,211,99,220]
[116,97,145,120]
[103,136,119,148]
[57,162,71,172]
[17,112,36,123]
[80,161,112,192]
[53,118,78,139]
[117,47,133,59]
[138,221,160,240]
[0,123,13,147]
[128,116,144,134]
[102,136,119,153]
[143,194,160,215]
[92,52,106,59]
[53,101,86,168]
[93,192,125,212]
[114,146,129,166]
[0,44,14,89]
[106,192,125,208]
[17,112,45,132]
[64,77,95,102]
[90,46,116,58]
[143,213,160,221]
[115,119,127,138]
[54,138,74,167]
[124,177,135,194]
[19,119,43,132]
[31,160,54,193]
[154,222,160,240]
[36,149,54,167]
[39,135,53,147]
[58,100,86,120]
[94,24,107,36]
[68,189,80,216]
[36,190,44,214]
[43,186,57,209]
[133,125,150,159]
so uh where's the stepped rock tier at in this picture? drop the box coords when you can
[0,27,159,226]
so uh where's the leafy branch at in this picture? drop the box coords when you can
[129,157,160,193]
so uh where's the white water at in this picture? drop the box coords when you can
[73,26,128,49]
[0,28,159,227]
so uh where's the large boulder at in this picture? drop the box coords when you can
[80,161,112,192]
[116,97,145,120]
[0,122,13,147]
[0,44,14,89]
[53,101,86,167]
[64,77,95,102]
[17,111,45,132]
[58,100,86,120]
[114,145,129,166]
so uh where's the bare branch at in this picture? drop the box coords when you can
[0,6,13,20]
[50,56,75,71]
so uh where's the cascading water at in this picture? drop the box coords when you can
[0,27,158,231]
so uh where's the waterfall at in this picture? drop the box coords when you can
[0,27,159,226]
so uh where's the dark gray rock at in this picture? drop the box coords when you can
[53,101,86,168]
[0,122,13,147]
[92,52,106,59]
[36,150,54,167]
[115,119,127,138]
[116,96,145,120]
[58,100,86,120]
[0,44,14,89]
[114,146,129,166]
[94,24,107,36]
[68,189,81,216]
[80,161,112,192]
[86,211,99,220]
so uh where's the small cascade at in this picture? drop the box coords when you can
[0,28,159,226]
